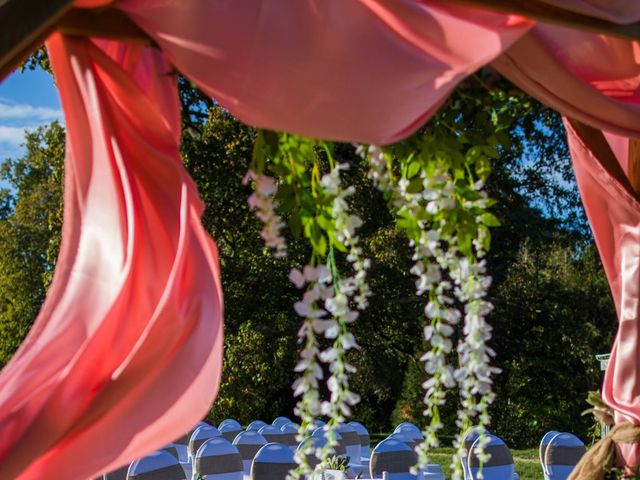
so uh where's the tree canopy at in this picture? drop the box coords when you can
[0,71,616,446]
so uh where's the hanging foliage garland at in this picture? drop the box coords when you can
[244,90,510,478]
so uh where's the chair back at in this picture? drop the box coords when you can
[233,430,268,475]
[370,438,416,480]
[220,423,243,443]
[348,421,370,460]
[190,425,222,459]
[259,425,284,443]
[160,443,181,461]
[312,427,347,457]
[337,423,361,463]
[194,437,243,480]
[544,433,586,480]
[296,437,320,470]
[313,419,326,428]
[279,423,299,451]
[394,425,424,444]
[103,465,128,480]
[219,419,242,431]
[247,420,268,432]
[461,427,489,479]
[251,443,297,480]
[539,431,560,479]
[467,434,514,480]
[387,433,416,452]
[171,431,191,463]
[272,417,293,429]
[127,450,186,480]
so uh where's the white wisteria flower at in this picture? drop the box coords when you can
[243,169,287,257]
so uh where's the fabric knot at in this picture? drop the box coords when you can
[568,423,640,480]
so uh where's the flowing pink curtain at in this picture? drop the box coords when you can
[117,0,533,143]
[566,123,640,468]
[3,0,640,477]
[0,34,223,479]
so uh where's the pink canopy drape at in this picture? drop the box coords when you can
[2,0,640,477]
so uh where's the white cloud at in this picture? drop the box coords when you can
[0,101,62,122]
[0,125,34,147]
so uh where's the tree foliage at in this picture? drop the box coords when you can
[0,122,65,365]
[0,70,616,446]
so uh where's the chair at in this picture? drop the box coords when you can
[467,434,516,480]
[296,437,320,470]
[220,423,243,443]
[127,450,187,480]
[279,423,299,452]
[103,465,128,480]
[259,425,284,443]
[369,438,417,480]
[219,419,243,431]
[539,431,560,479]
[190,425,223,460]
[161,443,182,461]
[337,423,362,465]
[313,419,326,429]
[394,425,424,445]
[247,420,268,432]
[251,443,297,480]
[173,431,192,463]
[387,433,416,451]
[542,432,586,480]
[194,437,244,480]
[312,427,347,457]
[272,417,293,429]
[233,430,268,475]
[461,427,490,479]
[348,421,371,462]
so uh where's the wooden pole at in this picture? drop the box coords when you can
[442,0,640,41]
[628,140,640,196]
[568,119,639,199]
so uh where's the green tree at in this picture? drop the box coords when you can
[0,122,65,366]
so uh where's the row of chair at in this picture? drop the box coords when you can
[104,417,586,480]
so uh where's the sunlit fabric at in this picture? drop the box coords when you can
[494,24,640,138]
[0,34,223,479]
[567,123,640,468]
[2,0,640,478]
[117,0,533,144]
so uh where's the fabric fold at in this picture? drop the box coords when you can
[0,34,224,479]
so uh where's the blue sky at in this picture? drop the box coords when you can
[0,68,62,161]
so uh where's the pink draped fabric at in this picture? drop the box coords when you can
[117,0,533,143]
[0,34,223,479]
[493,24,640,138]
[3,0,640,477]
[566,123,640,468]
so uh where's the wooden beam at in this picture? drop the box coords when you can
[442,0,640,41]
[57,8,152,44]
[0,0,74,81]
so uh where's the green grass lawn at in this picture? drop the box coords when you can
[429,448,541,479]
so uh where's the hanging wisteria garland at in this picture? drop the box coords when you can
[360,136,500,479]
[245,110,505,479]
[248,132,369,478]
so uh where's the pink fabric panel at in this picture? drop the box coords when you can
[115,0,532,144]
[566,122,640,467]
[0,34,224,479]
[537,1,640,23]
[494,25,640,138]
